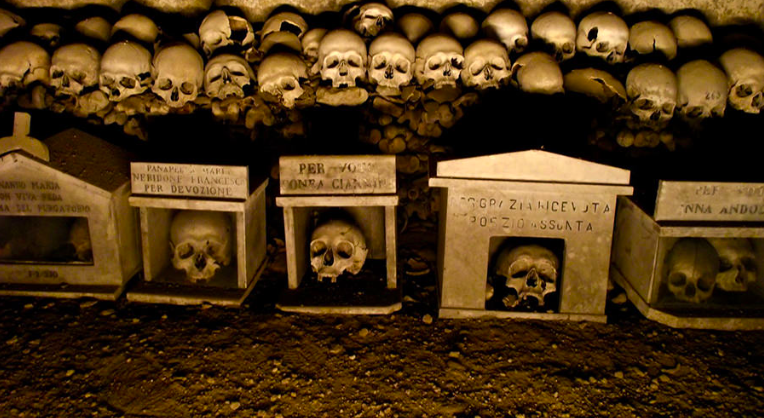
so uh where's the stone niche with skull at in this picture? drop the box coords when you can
[169,210,234,284]
[487,239,564,312]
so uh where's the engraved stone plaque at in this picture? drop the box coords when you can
[131,163,249,200]
[655,181,764,222]
[279,155,396,195]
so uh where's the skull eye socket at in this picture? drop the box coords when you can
[325,56,340,69]
[101,75,115,86]
[634,98,654,110]
[427,57,443,70]
[336,242,354,259]
[70,71,85,82]
[281,78,296,90]
[742,257,757,272]
[180,82,195,95]
[347,56,362,68]
[686,106,704,119]
[52,69,64,79]
[395,59,409,73]
[562,42,574,53]
[719,258,733,272]
[662,103,675,114]
[509,259,531,278]
[697,275,715,292]
[157,78,172,90]
[120,77,136,89]
[206,242,222,257]
[177,243,194,259]
[668,272,686,286]
[470,63,484,76]
[372,55,387,69]
[207,34,223,46]
[595,41,609,52]
[451,56,464,70]
[310,241,327,256]
[736,84,754,97]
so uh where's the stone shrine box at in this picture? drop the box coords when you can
[128,163,267,306]
[275,155,400,314]
[0,127,140,300]
[612,181,764,330]
[430,150,633,321]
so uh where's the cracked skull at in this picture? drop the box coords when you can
[665,238,719,303]
[676,60,727,120]
[512,51,563,95]
[258,51,308,109]
[626,63,677,129]
[495,244,559,308]
[351,2,393,38]
[302,28,327,64]
[415,33,464,89]
[0,8,24,38]
[259,11,307,53]
[152,43,204,108]
[669,15,712,49]
[0,41,50,92]
[628,21,677,61]
[576,11,629,64]
[482,8,528,54]
[708,238,758,292]
[313,29,367,88]
[310,219,368,282]
[719,48,764,114]
[51,43,101,96]
[199,10,255,57]
[368,32,415,92]
[170,210,232,283]
[204,54,255,100]
[99,41,152,102]
[531,11,576,62]
[461,39,511,90]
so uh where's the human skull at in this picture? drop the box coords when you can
[415,33,464,89]
[152,43,204,108]
[258,52,308,109]
[440,12,479,40]
[669,15,712,49]
[68,218,92,262]
[368,33,415,92]
[0,41,50,92]
[531,11,576,62]
[204,54,255,100]
[30,23,63,49]
[199,10,256,57]
[676,60,727,120]
[259,11,307,53]
[563,68,626,103]
[628,21,677,61]
[626,63,677,129]
[99,41,153,102]
[482,8,529,54]
[0,8,25,38]
[302,28,327,63]
[495,244,559,308]
[309,218,368,282]
[170,210,233,283]
[313,29,367,88]
[351,2,393,38]
[461,39,511,90]
[719,48,764,114]
[512,51,563,94]
[112,14,159,45]
[664,238,719,303]
[396,12,433,44]
[51,44,101,96]
[75,16,112,43]
[576,11,629,64]
[708,238,758,292]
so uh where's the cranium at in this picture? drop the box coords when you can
[628,21,677,61]
[0,41,50,92]
[576,11,629,64]
[199,10,256,57]
[170,210,233,283]
[482,8,529,54]
[309,218,368,282]
[204,54,254,100]
[368,32,416,93]
[708,238,758,292]
[30,23,63,49]
[719,48,764,114]
[396,12,433,44]
[414,33,464,89]
[669,15,712,49]
[312,29,367,88]
[512,51,563,95]
[563,68,626,103]
[68,218,92,262]
[112,14,159,45]
[664,238,718,303]
[440,12,479,40]
[259,11,307,53]
[676,60,727,120]
[75,16,112,43]
[51,44,101,96]
[350,2,394,38]
[0,8,25,38]
[258,52,308,109]
[626,63,677,129]
[531,11,576,62]
[99,41,153,102]
[152,43,204,108]
[461,39,511,90]
[495,244,559,308]
[302,28,327,64]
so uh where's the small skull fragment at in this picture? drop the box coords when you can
[628,21,677,61]
[512,51,563,95]
[708,238,758,292]
[669,15,712,49]
[199,10,256,57]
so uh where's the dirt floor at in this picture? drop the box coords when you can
[2,244,764,418]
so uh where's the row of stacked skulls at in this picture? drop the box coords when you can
[0,2,762,153]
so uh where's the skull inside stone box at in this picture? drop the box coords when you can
[169,210,235,284]
[487,237,564,312]
[0,216,93,264]
[309,212,369,283]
